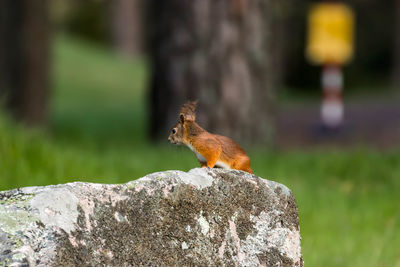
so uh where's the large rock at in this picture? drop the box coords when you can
[0,168,303,266]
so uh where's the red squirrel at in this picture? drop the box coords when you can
[168,101,252,173]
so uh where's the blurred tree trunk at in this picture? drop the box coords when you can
[148,0,277,145]
[111,0,144,57]
[270,1,294,88]
[393,0,400,88]
[0,0,50,126]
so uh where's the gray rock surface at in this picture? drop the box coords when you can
[0,168,303,267]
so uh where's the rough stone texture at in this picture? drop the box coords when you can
[0,168,303,267]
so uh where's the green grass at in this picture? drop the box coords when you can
[1,35,400,266]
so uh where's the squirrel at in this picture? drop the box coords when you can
[168,101,252,173]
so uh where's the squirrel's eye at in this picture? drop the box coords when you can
[172,129,176,134]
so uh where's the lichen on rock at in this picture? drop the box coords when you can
[0,168,303,266]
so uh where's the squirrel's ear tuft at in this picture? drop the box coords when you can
[188,100,198,110]
[179,114,185,123]
[179,100,198,121]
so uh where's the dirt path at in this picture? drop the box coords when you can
[276,100,400,149]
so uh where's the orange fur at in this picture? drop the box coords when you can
[168,101,252,173]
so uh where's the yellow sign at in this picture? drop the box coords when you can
[306,3,355,65]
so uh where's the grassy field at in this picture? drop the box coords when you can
[1,35,399,266]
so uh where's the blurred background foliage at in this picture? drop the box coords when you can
[50,0,399,91]
[0,0,400,266]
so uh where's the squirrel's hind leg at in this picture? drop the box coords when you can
[235,156,253,174]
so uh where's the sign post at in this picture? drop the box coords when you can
[306,2,355,129]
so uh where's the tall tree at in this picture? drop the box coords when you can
[111,0,144,57]
[0,0,50,126]
[148,0,277,145]
[393,0,400,88]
